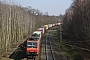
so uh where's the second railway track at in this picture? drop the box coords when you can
[45,30,55,60]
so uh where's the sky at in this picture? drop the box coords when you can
[14,0,72,16]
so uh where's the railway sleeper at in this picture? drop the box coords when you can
[27,56,36,60]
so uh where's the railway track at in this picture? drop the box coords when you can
[37,29,55,60]
[45,30,55,60]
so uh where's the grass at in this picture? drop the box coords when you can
[52,27,90,60]
[61,45,81,60]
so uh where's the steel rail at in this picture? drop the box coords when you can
[45,31,55,60]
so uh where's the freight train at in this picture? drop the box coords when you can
[25,22,62,59]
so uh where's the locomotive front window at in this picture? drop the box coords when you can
[27,42,37,48]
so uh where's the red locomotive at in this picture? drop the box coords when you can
[26,32,41,59]
[26,37,40,58]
